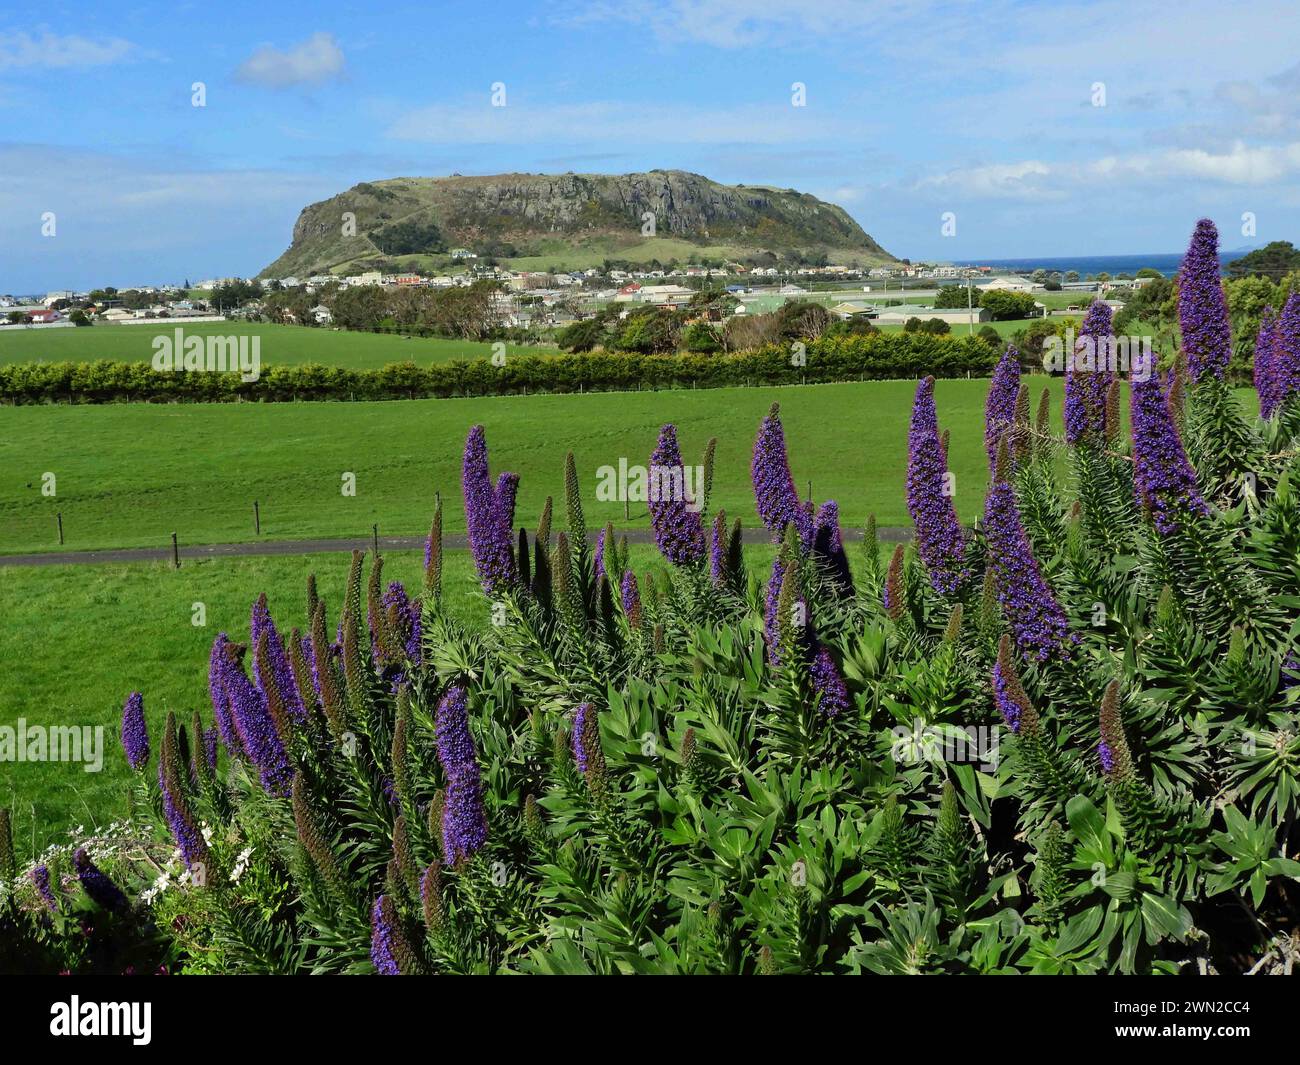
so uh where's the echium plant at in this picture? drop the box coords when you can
[906,376,968,595]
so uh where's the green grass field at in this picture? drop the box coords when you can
[0,320,557,370]
[1,544,787,851]
[1,378,1067,555]
[0,550,468,851]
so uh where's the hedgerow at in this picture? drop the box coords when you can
[0,332,997,405]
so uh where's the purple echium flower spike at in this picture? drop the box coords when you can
[208,634,243,757]
[1064,300,1114,446]
[202,727,218,771]
[751,403,813,545]
[1178,218,1233,382]
[220,640,292,796]
[620,569,640,615]
[571,702,593,772]
[1129,373,1209,535]
[763,557,786,663]
[494,472,519,537]
[992,657,1020,732]
[594,527,607,584]
[74,848,128,913]
[984,346,1021,469]
[1254,306,1279,418]
[251,595,306,725]
[370,895,402,975]
[120,692,149,771]
[1274,292,1300,412]
[159,761,205,869]
[906,377,967,595]
[648,424,706,565]
[812,500,853,596]
[31,864,58,911]
[462,425,518,594]
[983,481,1071,661]
[434,686,486,865]
[809,645,849,717]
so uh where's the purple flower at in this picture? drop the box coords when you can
[208,635,242,757]
[434,686,487,865]
[984,481,1071,661]
[907,377,968,595]
[620,569,640,617]
[379,581,422,668]
[751,403,813,545]
[594,527,607,584]
[495,472,519,536]
[1272,292,1300,414]
[1130,372,1209,535]
[763,557,787,664]
[812,500,853,597]
[648,424,706,565]
[370,895,402,975]
[1064,301,1114,446]
[217,638,292,796]
[462,425,518,594]
[1177,218,1233,382]
[1097,741,1115,774]
[74,848,128,913]
[992,658,1020,732]
[202,727,218,772]
[572,702,594,772]
[120,692,149,772]
[159,761,206,869]
[31,864,58,912]
[1254,306,1279,417]
[985,346,1021,468]
[251,595,306,725]
[809,645,849,717]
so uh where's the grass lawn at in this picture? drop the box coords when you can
[0,544,785,853]
[0,320,558,370]
[0,378,1070,555]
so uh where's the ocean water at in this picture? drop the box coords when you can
[952,252,1240,278]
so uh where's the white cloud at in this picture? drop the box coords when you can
[918,160,1059,201]
[914,142,1300,202]
[0,31,136,70]
[234,32,345,89]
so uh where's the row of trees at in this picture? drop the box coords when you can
[0,332,1001,405]
[932,286,1040,319]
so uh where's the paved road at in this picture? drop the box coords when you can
[0,526,913,567]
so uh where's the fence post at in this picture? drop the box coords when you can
[372,523,380,558]
[57,511,64,545]
[172,532,180,569]
[254,500,260,535]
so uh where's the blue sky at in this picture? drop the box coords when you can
[3,0,1300,291]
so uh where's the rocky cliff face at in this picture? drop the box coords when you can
[260,170,893,277]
